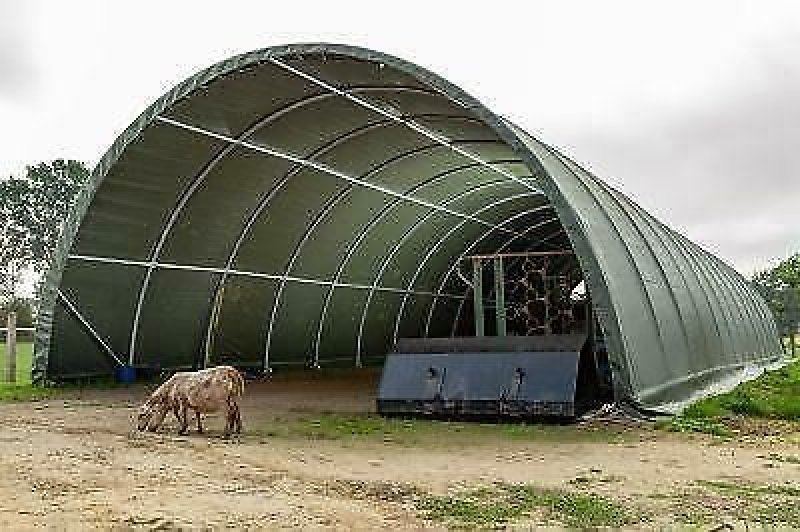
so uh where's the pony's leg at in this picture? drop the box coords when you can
[222,401,233,438]
[195,411,203,434]
[178,400,189,435]
[234,403,242,434]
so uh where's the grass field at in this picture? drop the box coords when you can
[0,342,55,401]
[663,356,800,436]
[786,335,800,353]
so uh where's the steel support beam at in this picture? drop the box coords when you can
[472,258,484,336]
[57,289,124,367]
[202,135,519,365]
[156,116,521,236]
[259,158,530,370]
[494,257,507,336]
[125,86,443,365]
[268,57,542,195]
[67,254,467,299]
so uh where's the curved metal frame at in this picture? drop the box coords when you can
[310,163,528,364]
[125,84,441,363]
[202,130,513,363]
[589,170,693,370]
[259,148,526,367]
[142,114,528,360]
[277,184,536,368]
[355,193,549,364]
[623,195,718,370]
[268,57,542,195]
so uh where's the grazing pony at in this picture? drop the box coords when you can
[136,366,244,437]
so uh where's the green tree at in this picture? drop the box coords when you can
[752,252,800,343]
[0,159,90,308]
[0,298,35,327]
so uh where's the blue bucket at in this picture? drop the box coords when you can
[115,365,136,384]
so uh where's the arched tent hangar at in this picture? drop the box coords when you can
[35,44,783,415]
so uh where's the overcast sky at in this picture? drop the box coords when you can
[1,0,797,275]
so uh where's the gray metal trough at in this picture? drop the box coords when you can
[377,334,587,418]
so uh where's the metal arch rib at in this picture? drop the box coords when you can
[424,222,564,337]
[124,85,445,364]
[710,252,772,356]
[267,181,536,369]
[202,130,512,365]
[151,116,529,363]
[538,145,671,382]
[665,230,735,358]
[156,117,524,236]
[670,232,750,362]
[355,195,553,364]
[268,58,541,195]
[624,197,720,372]
[258,147,525,368]
[447,228,570,338]
[390,199,554,346]
[587,174,694,370]
[311,164,531,365]
[57,289,124,367]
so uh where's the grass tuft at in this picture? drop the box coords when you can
[252,413,628,446]
[697,479,800,498]
[417,482,643,528]
[758,452,800,465]
[656,416,732,437]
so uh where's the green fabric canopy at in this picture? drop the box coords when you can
[34,43,783,410]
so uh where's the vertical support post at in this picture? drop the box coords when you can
[472,258,484,336]
[494,257,506,337]
[792,329,797,357]
[6,312,16,383]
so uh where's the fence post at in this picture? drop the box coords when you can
[6,312,16,383]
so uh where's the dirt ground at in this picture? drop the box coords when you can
[0,370,799,530]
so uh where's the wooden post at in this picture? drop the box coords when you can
[6,312,16,383]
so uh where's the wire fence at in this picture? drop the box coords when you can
[0,328,35,342]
